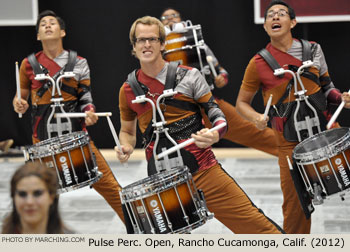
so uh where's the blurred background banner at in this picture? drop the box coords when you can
[0,0,38,26]
[255,0,350,23]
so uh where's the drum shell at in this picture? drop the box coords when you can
[293,128,350,196]
[25,131,101,193]
[164,26,206,70]
[121,167,205,234]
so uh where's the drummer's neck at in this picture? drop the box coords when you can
[41,40,64,60]
[140,59,166,78]
[270,34,293,52]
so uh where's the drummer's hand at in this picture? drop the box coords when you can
[13,97,29,114]
[254,113,268,130]
[214,74,227,88]
[85,108,98,126]
[342,92,350,109]
[115,145,133,163]
[191,128,219,149]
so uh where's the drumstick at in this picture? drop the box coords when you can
[15,62,22,118]
[206,56,217,78]
[157,122,227,160]
[327,89,350,129]
[263,94,273,121]
[55,112,112,118]
[286,156,294,170]
[106,116,128,168]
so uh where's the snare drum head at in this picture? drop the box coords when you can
[26,131,90,159]
[121,166,190,200]
[293,127,350,162]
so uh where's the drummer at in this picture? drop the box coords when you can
[236,0,350,234]
[12,10,125,225]
[116,15,284,234]
[160,8,279,157]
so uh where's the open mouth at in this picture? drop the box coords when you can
[143,51,152,55]
[272,23,281,31]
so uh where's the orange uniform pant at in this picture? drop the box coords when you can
[203,99,278,156]
[89,142,125,223]
[193,163,284,234]
[274,131,311,234]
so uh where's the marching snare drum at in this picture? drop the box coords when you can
[164,22,206,71]
[120,166,213,234]
[293,127,350,203]
[25,131,102,194]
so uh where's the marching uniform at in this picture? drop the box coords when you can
[20,50,125,222]
[119,62,284,233]
[241,39,342,233]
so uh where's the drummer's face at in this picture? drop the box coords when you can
[37,15,65,42]
[133,24,165,65]
[161,9,181,27]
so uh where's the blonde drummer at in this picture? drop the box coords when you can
[116,16,284,234]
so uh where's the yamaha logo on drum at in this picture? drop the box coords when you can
[335,158,350,187]
[335,158,342,166]
[150,199,167,233]
[59,156,73,185]
[150,200,158,208]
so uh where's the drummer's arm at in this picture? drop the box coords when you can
[116,118,137,163]
[214,65,228,88]
[13,88,30,114]
[236,89,268,130]
[13,60,30,114]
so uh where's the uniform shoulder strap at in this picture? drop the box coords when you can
[164,61,180,90]
[300,39,311,62]
[65,50,77,72]
[257,48,283,78]
[126,70,146,97]
[27,53,45,75]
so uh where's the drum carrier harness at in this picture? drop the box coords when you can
[126,62,205,176]
[258,39,329,142]
[27,51,89,140]
[259,40,336,218]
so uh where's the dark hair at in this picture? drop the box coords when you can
[36,10,66,32]
[1,162,68,234]
[264,0,296,20]
[160,7,181,19]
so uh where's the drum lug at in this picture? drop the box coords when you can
[197,189,214,219]
[312,183,324,205]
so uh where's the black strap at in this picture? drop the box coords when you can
[164,61,180,90]
[27,53,45,75]
[126,70,146,97]
[270,78,294,116]
[28,51,78,98]
[258,48,284,78]
[65,50,77,72]
[300,39,311,62]
[60,83,78,97]
[165,99,200,113]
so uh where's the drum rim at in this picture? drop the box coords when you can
[57,168,101,194]
[26,131,90,158]
[293,127,350,162]
[121,166,190,199]
[165,23,202,36]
